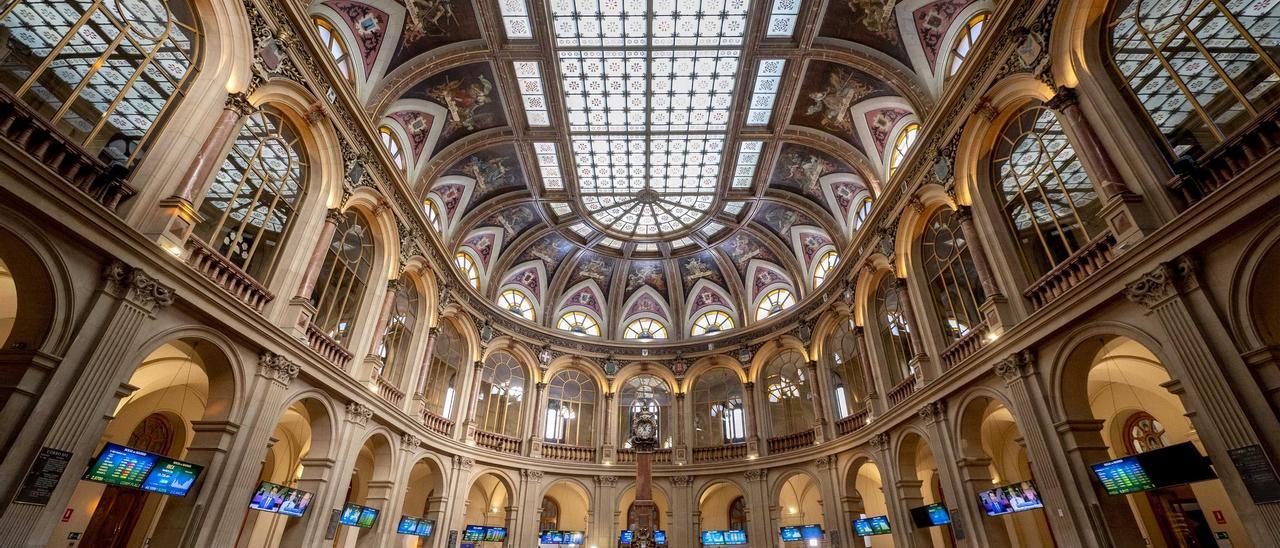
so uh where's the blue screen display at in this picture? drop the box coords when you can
[853,516,892,536]
[801,524,824,540]
[1093,456,1157,495]
[655,530,667,545]
[779,526,801,541]
[463,525,487,541]
[398,517,418,534]
[339,504,362,526]
[83,443,157,489]
[416,519,433,536]
[701,530,747,545]
[140,458,202,496]
[619,530,634,544]
[356,507,378,528]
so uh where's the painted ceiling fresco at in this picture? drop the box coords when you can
[306,0,995,341]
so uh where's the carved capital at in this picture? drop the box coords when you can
[345,402,373,426]
[103,260,175,312]
[400,433,422,450]
[386,278,403,293]
[917,401,946,424]
[868,432,891,451]
[1124,256,1198,310]
[325,208,345,224]
[453,455,475,470]
[594,475,618,487]
[1045,86,1079,112]
[994,349,1036,384]
[814,455,834,470]
[224,91,255,117]
[428,326,441,340]
[522,469,544,483]
[743,469,767,482]
[257,351,300,385]
[670,475,694,487]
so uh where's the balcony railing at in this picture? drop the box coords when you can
[766,430,815,454]
[1024,232,1117,309]
[888,375,918,407]
[305,323,353,370]
[1174,103,1280,203]
[835,407,871,436]
[374,374,404,407]
[941,320,989,370]
[185,237,275,312]
[616,448,672,464]
[475,430,522,454]
[692,443,747,462]
[0,88,134,211]
[543,443,597,462]
[421,409,454,437]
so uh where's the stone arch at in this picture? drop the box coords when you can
[0,217,73,354]
[538,478,593,533]
[1230,219,1280,350]
[245,392,340,547]
[696,478,749,532]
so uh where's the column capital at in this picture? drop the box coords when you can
[400,433,422,451]
[994,349,1036,384]
[743,469,767,483]
[474,360,485,370]
[345,401,373,426]
[917,400,946,424]
[224,91,255,116]
[257,351,300,386]
[521,469,544,483]
[868,431,891,451]
[1045,86,1080,112]
[670,475,694,487]
[325,207,345,224]
[954,204,973,222]
[1124,256,1198,310]
[594,475,618,486]
[386,278,403,293]
[453,454,475,471]
[428,325,441,338]
[103,260,176,312]
[813,455,835,470]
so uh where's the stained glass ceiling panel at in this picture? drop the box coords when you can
[550,0,752,240]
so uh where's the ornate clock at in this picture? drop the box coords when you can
[631,410,659,452]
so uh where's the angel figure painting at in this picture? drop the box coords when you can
[429,74,494,133]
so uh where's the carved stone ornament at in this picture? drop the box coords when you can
[224,91,254,117]
[1124,256,1197,310]
[792,319,814,344]
[103,260,175,312]
[1045,86,1080,113]
[932,155,952,184]
[438,282,453,310]
[257,351,300,385]
[737,345,757,366]
[345,402,373,426]
[602,356,621,377]
[538,344,555,370]
[594,475,618,486]
[478,320,496,344]
[743,469,767,482]
[994,349,1036,384]
[917,401,946,424]
[670,475,694,487]
[453,455,475,470]
[868,432,891,451]
[814,455,833,470]
[669,354,688,376]
[401,433,422,450]
[522,469,544,483]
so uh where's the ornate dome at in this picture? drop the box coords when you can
[306,0,996,342]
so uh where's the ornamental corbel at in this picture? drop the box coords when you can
[103,260,175,312]
[670,475,694,487]
[868,432,891,451]
[345,402,373,426]
[1124,256,1197,310]
[994,349,1036,384]
[257,351,300,385]
[401,433,422,451]
[917,401,945,424]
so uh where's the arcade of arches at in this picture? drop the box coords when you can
[1,0,1280,547]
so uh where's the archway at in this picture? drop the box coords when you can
[1061,336,1250,547]
[617,484,671,537]
[896,432,955,548]
[335,433,394,548]
[698,481,748,533]
[956,395,1052,547]
[463,473,515,542]
[774,472,825,542]
[0,252,14,346]
[539,480,591,540]
[51,338,234,547]
[238,398,336,547]
[843,457,891,548]
[399,457,446,547]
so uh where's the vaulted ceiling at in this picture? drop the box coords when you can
[307,0,993,341]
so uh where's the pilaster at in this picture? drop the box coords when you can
[918,399,995,548]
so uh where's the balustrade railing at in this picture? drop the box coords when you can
[475,430,522,454]
[766,430,815,454]
[941,320,989,370]
[616,448,672,464]
[543,443,596,462]
[692,443,747,462]
[184,237,275,312]
[1173,103,1280,204]
[0,88,134,211]
[420,409,454,437]
[888,375,918,407]
[1024,232,1117,309]
[374,374,404,407]
[835,407,871,436]
[306,323,353,370]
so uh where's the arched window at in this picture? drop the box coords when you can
[946,11,989,79]
[194,107,306,281]
[0,0,200,166]
[692,369,746,446]
[425,200,441,230]
[423,321,465,419]
[691,310,734,336]
[755,288,795,321]
[921,209,986,340]
[454,252,479,289]
[498,289,535,320]
[888,122,920,177]
[1124,411,1170,455]
[728,496,747,531]
[813,251,838,288]
[379,126,405,170]
[377,281,419,380]
[623,318,668,340]
[853,196,874,231]
[313,17,354,83]
[0,257,13,347]
[617,375,672,449]
[992,106,1105,278]
[824,321,866,418]
[763,350,814,438]
[557,311,601,336]
[544,369,597,446]
[1110,1,1280,157]
[875,275,913,383]
[475,351,527,437]
[310,211,374,345]
[539,496,560,531]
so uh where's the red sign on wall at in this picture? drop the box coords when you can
[1213,510,1227,524]
[61,508,72,522]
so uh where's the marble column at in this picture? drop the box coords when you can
[892,278,928,366]
[526,382,547,457]
[517,469,543,543]
[805,360,828,443]
[741,381,761,456]
[868,433,911,548]
[674,392,687,463]
[356,479,398,548]
[460,360,486,442]
[285,209,342,339]
[0,261,174,545]
[602,391,617,463]
[412,327,441,412]
[852,326,884,415]
[743,470,771,548]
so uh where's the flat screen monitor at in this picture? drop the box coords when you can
[977,481,1045,516]
[398,517,419,535]
[702,530,748,545]
[702,530,726,545]
[339,504,363,526]
[724,530,747,544]
[654,530,667,545]
[853,515,892,536]
[484,527,507,541]
[909,503,952,528]
[416,519,433,537]
[778,526,801,542]
[140,458,202,496]
[1092,441,1217,496]
[619,530,634,544]
[277,488,313,517]
[463,525,487,541]
[800,524,823,540]
[356,506,378,528]
[249,481,313,517]
[82,443,157,489]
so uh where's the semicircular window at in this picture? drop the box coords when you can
[623,318,668,340]
[498,289,535,321]
[557,311,601,337]
[691,310,734,336]
[755,288,795,321]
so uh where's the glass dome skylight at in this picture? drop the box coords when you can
[550,0,750,240]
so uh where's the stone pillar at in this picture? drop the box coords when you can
[0,261,174,545]
[461,360,486,442]
[423,495,449,548]
[955,206,1014,332]
[892,278,929,368]
[1046,86,1154,249]
[366,279,402,360]
[868,433,912,548]
[442,455,476,546]
[953,458,1011,547]
[674,392,688,463]
[841,491,865,548]
[741,381,762,456]
[1054,418,1147,547]
[993,350,1105,547]
[919,400,998,548]
[287,402,372,547]
[356,479,398,548]
[527,382,547,456]
[743,470,771,548]
[412,327,441,410]
[852,327,884,415]
[669,475,694,546]
[1124,257,1280,544]
[517,469,543,543]
[805,360,828,443]
[601,391,617,463]
[147,92,254,254]
[812,456,843,547]
[285,209,342,339]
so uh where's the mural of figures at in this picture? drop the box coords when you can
[790,62,893,147]
[445,144,523,201]
[388,0,481,66]
[819,0,913,66]
[406,63,505,154]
